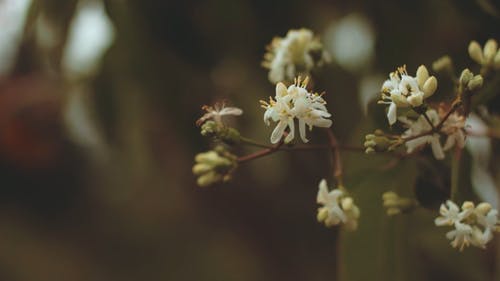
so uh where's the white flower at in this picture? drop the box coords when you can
[399,109,444,160]
[435,200,469,226]
[196,102,243,126]
[261,78,332,144]
[446,222,474,251]
[379,65,437,125]
[435,200,500,251]
[440,109,466,151]
[263,29,329,84]
[316,179,360,231]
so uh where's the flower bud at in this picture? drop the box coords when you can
[467,75,483,91]
[483,39,498,62]
[462,201,475,211]
[459,68,473,86]
[423,76,438,98]
[468,40,483,64]
[432,55,453,74]
[416,65,429,88]
[341,197,354,211]
[494,50,500,69]
[317,207,328,222]
[475,202,492,215]
[386,208,401,216]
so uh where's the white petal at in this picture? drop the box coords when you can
[299,119,308,143]
[430,134,445,160]
[276,82,288,97]
[387,102,397,125]
[284,119,295,143]
[270,120,287,144]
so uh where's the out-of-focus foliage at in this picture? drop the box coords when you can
[0,0,499,280]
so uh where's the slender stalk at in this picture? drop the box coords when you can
[450,147,462,201]
[422,111,436,130]
[402,101,463,143]
[237,140,284,163]
[326,129,344,187]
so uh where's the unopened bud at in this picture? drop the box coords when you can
[416,65,429,87]
[459,68,473,86]
[462,201,475,211]
[317,207,328,222]
[341,197,354,211]
[475,202,492,215]
[494,50,500,69]
[423,76,438,98]
[432,55,453,74]
[468,41,484,64]
[483,39,498,62]
[467,75,483,91]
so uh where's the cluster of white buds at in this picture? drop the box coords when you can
[398,108,466,160]
[192,146,237,187]
[364,129,401,153]
[316,179,360,231]
[262,28,330,84]
[435,200,500,251]
[458,69,484,92]
[378,65,438,125]
[468,39,500,71]
[260,77,332,144]
[382,191,418,216]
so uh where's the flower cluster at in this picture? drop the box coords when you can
[435,200,500,251]
[192,146,238,187]
[468,39,500,71]
[262,28,329,84]
[398,108,466,160]
[378,65,437,125]
[261,77,332,144]
[316,179,360,231]
[382,191,417,216]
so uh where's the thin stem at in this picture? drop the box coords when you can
[237,140,284,163]
[240,135,365,152]
[435,100,462,130]
[240,136,273,149]
[422,111,436,130]
[402,101,463,143]
[326,129,344,187]
[450,147,462,201]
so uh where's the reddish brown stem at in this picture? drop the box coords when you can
[326,129,344,186]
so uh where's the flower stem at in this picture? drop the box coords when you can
[237,140,284,163]
[326,129,344,187]
[450,147,462,201]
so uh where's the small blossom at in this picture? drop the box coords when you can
[399,109,444,160]
[196,102,243,126]
[435,200,469,226]
[262,28,329,84]
[440,108,466,151]
[261,77,332,144]
[379,65,438,125]
[446,222,474,251]
[316,179,360,231]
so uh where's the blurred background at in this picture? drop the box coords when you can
[0,0,499,280]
